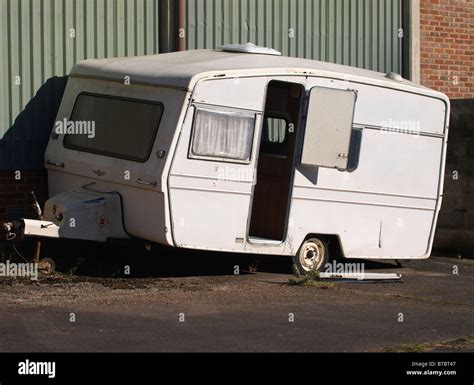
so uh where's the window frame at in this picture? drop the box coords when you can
[187,104,257,165]
[63,92,164,163]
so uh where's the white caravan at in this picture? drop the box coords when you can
[2,44,450,274]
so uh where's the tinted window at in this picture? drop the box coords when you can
[347,128,363,172]
[63,94,163,162]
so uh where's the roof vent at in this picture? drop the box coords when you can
[385,72,403,82]
[218,42,282,56]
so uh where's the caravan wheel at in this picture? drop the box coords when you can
[39,258,56,276]
[294,238,328,275]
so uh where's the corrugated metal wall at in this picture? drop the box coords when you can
[186,0,402,73]
[1,0,403,170]
[0,0,160,169]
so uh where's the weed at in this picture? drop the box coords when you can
[289,264,333,288]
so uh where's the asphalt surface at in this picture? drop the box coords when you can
[0,246,473,352]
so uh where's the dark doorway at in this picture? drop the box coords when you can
[249,81,304,242]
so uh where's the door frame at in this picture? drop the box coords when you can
[246,79,306,245]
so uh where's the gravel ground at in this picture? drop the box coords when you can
[0,244,472,352]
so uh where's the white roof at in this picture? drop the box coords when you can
[71,49,437,96]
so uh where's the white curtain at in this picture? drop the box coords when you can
[192,108,255,161]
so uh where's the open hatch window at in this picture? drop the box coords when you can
[301,87,357,171]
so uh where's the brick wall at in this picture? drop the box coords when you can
[419,1,473,255]
[0,170,48,223]
[420,0,474,99]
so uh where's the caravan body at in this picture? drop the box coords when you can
[40,48,449,269]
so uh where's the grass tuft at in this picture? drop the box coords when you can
[288,264,333,288]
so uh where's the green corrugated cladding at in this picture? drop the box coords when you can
[0,0,160,169]
[1,0,403,170]
[186,0,402,72]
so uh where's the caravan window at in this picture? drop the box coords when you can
[263,117,287,144]
[190,107,255,162]
[260,116,289,157]
[64,93,163,162]
[347,128,363,172]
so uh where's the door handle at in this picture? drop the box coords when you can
[46,159,65,168]
[136,178,157,187]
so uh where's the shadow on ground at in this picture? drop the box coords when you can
[2,239,289,278]
[1,238,402,279]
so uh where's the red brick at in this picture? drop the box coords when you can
[420,0,473,98]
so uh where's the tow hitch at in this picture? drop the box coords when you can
[1,187,129,276]
[0,192,59,276]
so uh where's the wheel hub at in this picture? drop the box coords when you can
[299,241,325,272]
